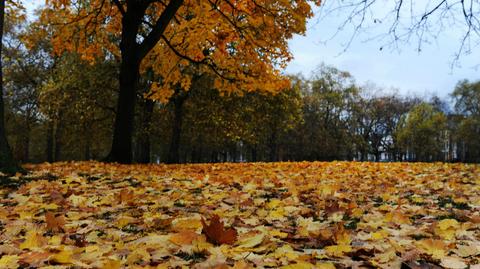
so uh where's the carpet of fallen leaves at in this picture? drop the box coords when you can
[0,161,479,269]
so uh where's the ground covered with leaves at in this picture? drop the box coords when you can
[0,162,479,269]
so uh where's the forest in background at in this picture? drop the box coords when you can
[2,2,480,166]
[5,33,480,164]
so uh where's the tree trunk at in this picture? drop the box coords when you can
[23,113,30,162]
[251,145,257,162]
[106,49,139,163]
[167,94,187,164]
[54,118,62,161]
[137,98,154,163]
[46,120,54,162]
[0,0,19,174]
[105,4,143,164]
[23,132,29,162]
[105,0,182,163]
[83,123,91,160]
[269,131,278,162]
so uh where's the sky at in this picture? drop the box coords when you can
[23,1,479,99]
[285,4,480,99]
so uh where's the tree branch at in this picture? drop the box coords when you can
[138,0,184,61]
[111,0,126,17]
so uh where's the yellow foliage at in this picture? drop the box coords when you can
[0,255,19,269]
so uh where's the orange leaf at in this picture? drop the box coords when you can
[116,189,134,204]
[45,212,65,233]
[19,252,51,267]
[201,214,237,245]
[169,230,200,245]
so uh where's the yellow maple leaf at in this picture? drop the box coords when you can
[20,230,45,250]
[384,211,411,225]
[101,258,121,269]
[273,244,299,260]
[50,248,73,264]
[236,231,265,249]
[266,199,282,209]
[268,208,286,219]
[435,219,459,240]
[370,229,389,240]
[416,239,447,259]
[325,244,352,257]
[0,255,19,269]
[269,229,288,238]
[172,217,203,232]
[438,219,459,230]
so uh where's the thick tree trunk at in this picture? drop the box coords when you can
[137,98,154,163]
[106,0,183,163]
[0,0,19,174]
[105,8,142,164]
[106,59,139,163]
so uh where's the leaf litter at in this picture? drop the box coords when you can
[0,161,479,268]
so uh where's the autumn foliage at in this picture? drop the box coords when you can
[40,0,317,101]
[0,161,479,268]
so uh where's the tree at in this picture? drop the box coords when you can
[39,53,117,161]
[0,0,24,173]
[3,17,53,163]
[396,103,447,162]
[297,65,359,161]
[41,0,318,163]
[451,80,480,162]
[351,88,418,161]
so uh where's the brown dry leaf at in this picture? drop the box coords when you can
[116,189,134,204]
[45,212,65,233]
[201,214,237,245]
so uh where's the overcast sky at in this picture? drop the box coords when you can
[285,5,480,99]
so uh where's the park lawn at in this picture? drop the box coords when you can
[0,161,479,268]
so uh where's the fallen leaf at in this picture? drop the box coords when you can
[45,212,65,233]
[19,230,45,250]
[236,230,265,248]
[440,257,467,269]
[19,251,51,267]
[169,230,200,245]
[49,248,73,264]
[201,214,237,245]
[281,261,316,269]
[101,258,121,269]
[0,255,19,269]
[416,239,447,259]
[325,244,352,257]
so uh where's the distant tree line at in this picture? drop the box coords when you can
[2,14,480,164]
